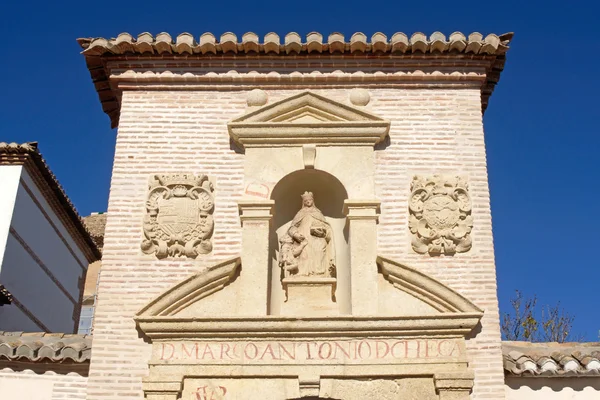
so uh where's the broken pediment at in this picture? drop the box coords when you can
[135,254,483,342]
[136,256,240,317]
[376,255,483,315]
[227,91,390,148]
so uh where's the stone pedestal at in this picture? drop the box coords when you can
[281,277,338,316]
[344,200,380,316]
[238,200,274,316]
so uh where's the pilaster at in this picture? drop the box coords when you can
[344,199,380,315]
[237,200,274,316]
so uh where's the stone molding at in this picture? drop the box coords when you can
[237,200,275,223]
[343,199,381,221]
[136,314,482,340]
[409,175,473,256]
[377,256,483,314]
[434,372,475,399]
[137,257,240,317]
[141,173,215,259]
[228,91,390,148]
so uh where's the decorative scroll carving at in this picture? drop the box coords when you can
[409,175,472,256]
[279,192,335,278]
[141,174,214,259]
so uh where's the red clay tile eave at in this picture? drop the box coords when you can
[77,31,513,129]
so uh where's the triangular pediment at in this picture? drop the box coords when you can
[232,91,387,123]
[228,91,390,148]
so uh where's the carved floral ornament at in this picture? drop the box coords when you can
[409,175,473,256]
[141,174,215,259]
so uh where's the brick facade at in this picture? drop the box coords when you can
[86,84,503,399]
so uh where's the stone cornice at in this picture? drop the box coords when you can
[135,313,483,340]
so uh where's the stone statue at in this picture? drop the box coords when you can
[279,192,335,278]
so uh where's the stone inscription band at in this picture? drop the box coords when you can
[156,338,463,363]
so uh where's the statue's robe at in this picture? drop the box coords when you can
[287,205,335,276]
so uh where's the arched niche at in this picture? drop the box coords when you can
[269,169,351,315]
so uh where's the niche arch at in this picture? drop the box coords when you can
[269,169,351,315]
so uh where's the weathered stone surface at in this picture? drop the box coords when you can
[141,173,215,259]
[409,175,473,256]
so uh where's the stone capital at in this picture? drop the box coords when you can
[143,379,182,400]
[343,199,381,221]
[434,372,474,400]
[238,200,275,224]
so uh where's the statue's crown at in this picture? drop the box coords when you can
[301,191,314,200]
[156,173,203,187]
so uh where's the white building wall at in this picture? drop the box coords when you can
[505,377,600,399]
[0,367,88,400]
[0,168,88,333]
[0,165,22,271]
[10,170,87,295]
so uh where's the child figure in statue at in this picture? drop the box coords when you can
[279,192,335,278]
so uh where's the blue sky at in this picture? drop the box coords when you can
[1,1,598,340]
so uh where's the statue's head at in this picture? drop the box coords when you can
[301,191,314,207]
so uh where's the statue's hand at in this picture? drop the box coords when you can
[294,233,305,242]
[310,227,326,237]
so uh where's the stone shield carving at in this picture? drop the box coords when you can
[141,174,214,259]
[409,175,473,256]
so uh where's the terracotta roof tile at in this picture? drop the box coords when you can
[77,31,513,128]
[78,31,511,56]
[503,341,600,377]
[0,331,91,363]
[0,142,101,261]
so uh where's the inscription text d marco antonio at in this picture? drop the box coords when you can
[159,339,463,363]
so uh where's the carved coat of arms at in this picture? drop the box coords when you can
[141,174,214,259]
[408,175,473,256]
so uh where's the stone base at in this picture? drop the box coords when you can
[281,277,338,316]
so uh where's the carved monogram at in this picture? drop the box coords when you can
[409,175,472,256]
[141,174,214,259]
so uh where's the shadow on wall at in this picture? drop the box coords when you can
[506,377,600,392]
[268,169,350,315]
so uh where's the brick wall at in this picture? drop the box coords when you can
[86,87,503,399]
